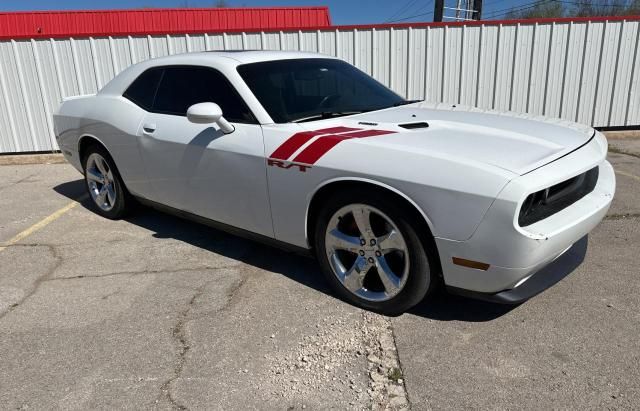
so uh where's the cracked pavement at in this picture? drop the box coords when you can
[1,136,639,409]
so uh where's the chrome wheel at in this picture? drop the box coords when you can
[85,153,116,212]
[324,204,410,302]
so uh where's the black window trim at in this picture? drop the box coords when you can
[236,58,405,124]
[122,66,163,111]
[123,64,258,125]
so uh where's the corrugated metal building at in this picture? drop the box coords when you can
[0,7,332,39]
[0,9,638,153]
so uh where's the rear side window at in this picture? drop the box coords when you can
[123,68,163,111]
[152,66,255,123]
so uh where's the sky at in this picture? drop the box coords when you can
[0,1,532,25]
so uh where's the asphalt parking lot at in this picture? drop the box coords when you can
[1,135,639,410]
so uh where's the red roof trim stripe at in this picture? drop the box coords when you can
[0,12,637,41]
[0,7,331,40]
[0,6,331,14]
[272,14,640,34]
[322,14,640,30]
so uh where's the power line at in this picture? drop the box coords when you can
[482,0,508,7]
[484,0,551,19]
[485,0,635,20]
[384,0,422,23]
[398,0,436,22]
[406,0,436,17]
[388,9,436,23]
[485,0,548,17]
[552,0,634,7]
[387,0,435,22]
[392,0,437,23]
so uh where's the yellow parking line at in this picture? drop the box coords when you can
[0,194,88,252]
[616,170,640,183]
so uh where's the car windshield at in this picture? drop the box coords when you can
[237,58,407,123]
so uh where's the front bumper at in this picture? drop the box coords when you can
[436,132,615,299]
[446,235,588,304]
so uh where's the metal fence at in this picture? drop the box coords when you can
[0,17,638,153]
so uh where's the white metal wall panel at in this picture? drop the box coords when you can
[527,23,547,115]
[263,32,280,50]
[0,46,18,152]
[355,29,372,75]
[611,21,638,125]
[577,22,603,125]
[628,22,640,125]
[1,41,32,152]
[541,23,565,118]
[476,25,498,108]
[407,28,425,100]
[459,25,479,106]
[427,27,445,103]
[337,29,354,64]
[372,28,390,86]
[561,22,587,121]
[593,22,622,126]
[494,25,516,111]
[511,24,533,113]
[0,18,638,153]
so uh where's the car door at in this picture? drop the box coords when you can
[137,65,273,237]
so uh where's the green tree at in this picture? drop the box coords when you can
[505,2,565,19]
[502,0,640,19]
[573,0,633,16]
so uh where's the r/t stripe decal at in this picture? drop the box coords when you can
[292,129,395,164]
[269,126,359,160]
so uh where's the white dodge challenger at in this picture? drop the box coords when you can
[54,51,615,314]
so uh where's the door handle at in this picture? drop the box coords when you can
[142,123,156,134]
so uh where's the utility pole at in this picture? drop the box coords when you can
[473,0,483,20]
[434,0,444,22]
[435,0,482,22]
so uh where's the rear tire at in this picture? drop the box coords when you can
[82,145,130,219]
[314,188,436,315]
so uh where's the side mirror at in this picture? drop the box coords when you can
[186,102,235,134]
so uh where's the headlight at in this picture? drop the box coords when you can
[518,166,599,227]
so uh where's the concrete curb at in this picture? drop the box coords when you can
[0,153,66,166]
[603,130,640,139]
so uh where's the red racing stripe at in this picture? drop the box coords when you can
[292,129,396,164]
[314,126,362,134]
[270,131,320,160]
[337,129,397,138]
[269,126,360,160]
[291,135,352,164]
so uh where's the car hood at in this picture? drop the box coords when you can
[303,102,595,176]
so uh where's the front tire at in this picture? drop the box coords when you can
[82,145,130,219]
[314,189,436,315]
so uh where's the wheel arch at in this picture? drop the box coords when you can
[78,134,112,167]
[77,134,132,195]
[305,178,442,276]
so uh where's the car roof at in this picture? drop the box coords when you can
[155,50,334,65]
[99,50,336,96]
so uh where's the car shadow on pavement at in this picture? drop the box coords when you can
[54,179,515,322]
[408,291,515,322]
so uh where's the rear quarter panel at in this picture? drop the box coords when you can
[54,95,150,197]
